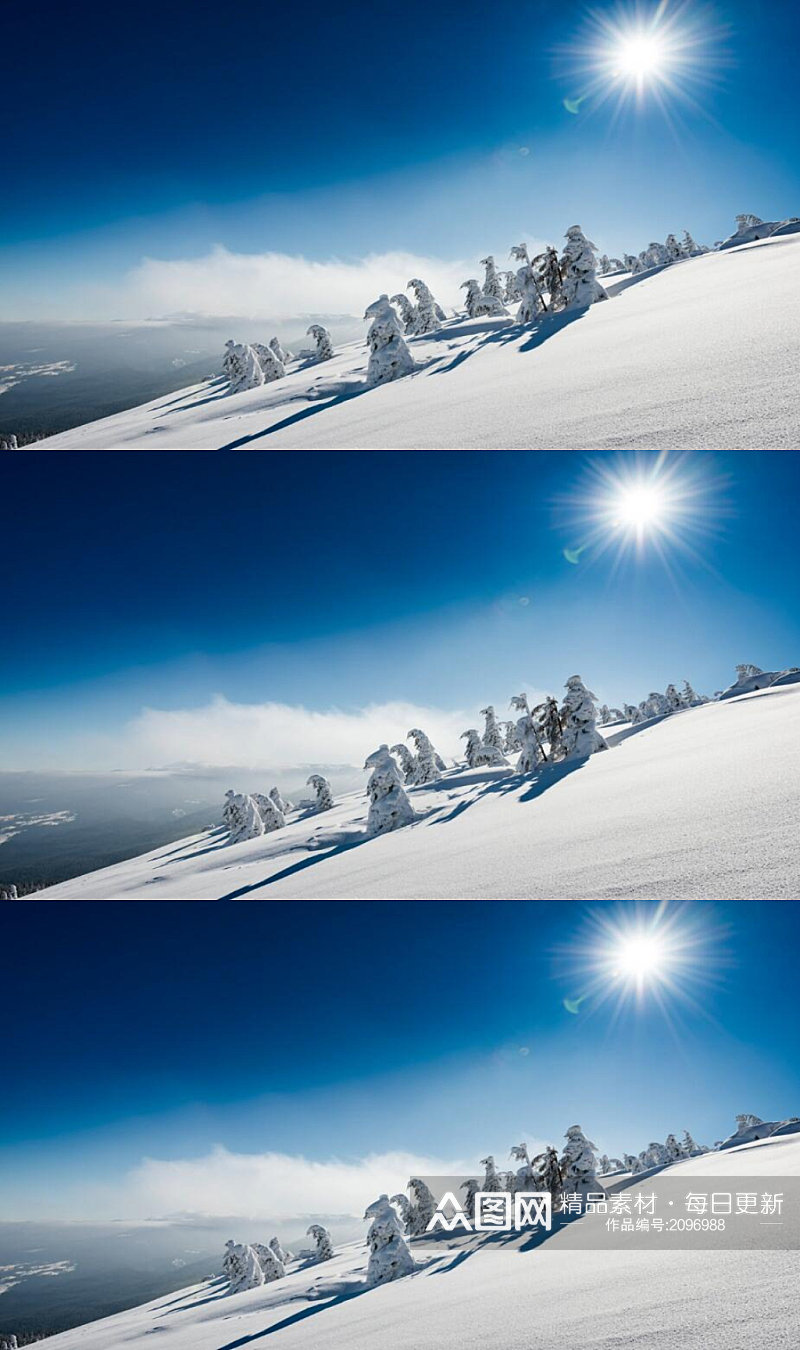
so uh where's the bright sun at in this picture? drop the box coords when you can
[615,486,665,527]
[614,935,665,978]
[615,34,665,77]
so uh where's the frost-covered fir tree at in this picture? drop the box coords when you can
[735,214,763,233]
[252,1242,285,1282]
[407,728,442,784]
[664,233,684,262]
[269,786,292,815]
[559,677,608,759]
[306,774,333,811]
[390,742,417,783]
[460,279,507,318]
[623,703,641,724]
[560,1126,601,1198]
[407,279,442,334]
[460,729,508,768]
[664,683,684,712]
[479,1155,504,1193]
[664,1133,685,1162]
[502,269,522,303]
[390,292,417,333]
[480,254,506,302]
[306,324,333,361]
[599,254,611,274]
[509,1143,537,1192]
[682,1129,703,1156]
[225,793,265,843]
[532,1145,563,1207]
[364,744,415,835]
[460,1177,479,1222]
[735,663,763,682]
[598,704,611,724]
[538,696,563,760]
[407,1178,437,1236]
[644,1141,671,1167]
[559,227,608,309]
[364,295,415,386]
[509,693,544,773]
[228,344,265,392]
[682,230,702,256]
[735,1113,764,1132]
[222,339,240,381]
[269,1236,291,1266]
[269,336,291,365]
[252,342,285,382]
[623,1153,641,1173]
[251,792,285,832]
[539,246,563,310]
[624,253,641,274]
[682,680,702,706]
[227,1244,265,1293]
[306,1224,333,1261]
[509,243,544,322]
[480,705,505,753]
[501,720,522,754]
[364,1195,415,1286]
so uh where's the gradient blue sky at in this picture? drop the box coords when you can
[3,0,799,319]
[1,900,798,1220]
[1,450,799,773]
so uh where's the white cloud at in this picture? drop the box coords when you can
[115,696,469,772]
[95,1146,460,1223]
[97,247,470,323]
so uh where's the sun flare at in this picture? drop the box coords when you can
[612,934,666,979]
[614,485,665,528]
[614,34,666,78]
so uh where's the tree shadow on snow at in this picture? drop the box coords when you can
[423,757,589,826]
[422,307,590,376]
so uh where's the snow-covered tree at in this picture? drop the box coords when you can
[501,719,522,754]
[664,683,684,712]
[364,744,415,835]
[364,1195,415,1286]
[682,680,702,706]
[480,705,505,753]
[460,1177,479,1222]
[461,729,508,768]
[598,704,611,724]
[269,1236,291,1266]
[407,728,442,784]
[664,1134,685,1162]
[509,1143,537,1192]
[389,742,417,783]
[682,1129,702,1156]
[644,1141,671,1167]
[269,336,291,365]
[407,279,442,334]
[406,1178,437,1236]
[228,344,265,393]
[269,786,292,815]
[623,703,640,724]
[306,324,333,361]
[624,253,641,274]
[599,254,611,274]
[598,1153,611,1172]
[252,1242,285,1282]
[306,774,333,812]
[460,279,507,318]
[479,1154,504,1192]
[664,233,684,262]
[225,793,265,843]
[364,295,415,386]
[251,792,285,832]
[559,227,608,309]
[735,214,763,233]
[559,676,608,759]
[306,1224,333,1262]
[560,1125,601,1197]
[735,1113,764,1132]
[537,695,563,760]
[252,342,285,382]
[222,339,241,381]
[390,292,417,333]
[623,1153,641,1173]
[735,663,763,682]
[682,230,702,256]
[509,243,544,322]
[227,1243,265,1293]
[532,1145,563,1207]
[502,269,522,303]
[509,693,544,773]
[480,254,506,302]
[1,883,19,901]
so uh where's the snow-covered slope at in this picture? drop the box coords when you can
[39,234,800,449]
[40,683,800,900]
[37,1134,800,1350]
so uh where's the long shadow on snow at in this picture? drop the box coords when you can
[424,756,589,826]
[423,307,589,376]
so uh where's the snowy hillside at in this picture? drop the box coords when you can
[37,233,800,450]
[39,682,800,900]
[36,1133,800,1350]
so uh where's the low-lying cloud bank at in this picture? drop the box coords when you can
[97,247,470,324]
[118,696,469,774]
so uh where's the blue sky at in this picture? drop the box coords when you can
[1,450,799,774]
[1,899,798,1221]
[3,0,799,320]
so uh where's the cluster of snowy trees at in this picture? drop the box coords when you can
[222,777,333,843]
[222,327,334,393]
[360,730,446,835]
[222,1235,300,1293]
[617,678,709,725]
[615,1129,710,1175]
[461,227,608,324]
[608,228,709,277]
[461,676,608,773]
